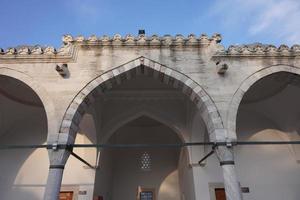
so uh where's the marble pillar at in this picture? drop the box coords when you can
[216,146,243,200]
[44,148,70,200]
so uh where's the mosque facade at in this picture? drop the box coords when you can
[0,33,299,200]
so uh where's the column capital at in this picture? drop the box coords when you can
[48,149,71,168]
[215,146,235,165]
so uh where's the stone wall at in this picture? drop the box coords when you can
[1,33,300,200]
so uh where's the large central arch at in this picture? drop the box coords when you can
[58,56,224,144]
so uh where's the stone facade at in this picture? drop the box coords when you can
[0,33,299,200]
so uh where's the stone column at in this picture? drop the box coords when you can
[216,146,243,200]
[44,148,70,200]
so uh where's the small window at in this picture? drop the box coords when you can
[140,152,151,171]
[140,191,154,200]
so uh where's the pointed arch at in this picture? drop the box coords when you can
[58,57,223,144]
[227,64,300,140]
[100,105,185,143]
[0,67,57,139]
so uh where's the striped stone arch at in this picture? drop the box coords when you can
[0,67,57,139]
[58,56,224,144]
[227,64,300,140]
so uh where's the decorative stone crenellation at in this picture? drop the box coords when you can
[217,43,300,57]
[0,44,75,63]
[0,45,63,56]
[0,33,221,58]
[63,33,222,46]
[2,33,299,58]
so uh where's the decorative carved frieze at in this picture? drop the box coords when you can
[6,48,17,55]
[88,35,98,42]
[100,35,111,45]
[216,43,300,57]
[112,34,122,45]
[291,44,300,53]
[124,34,135,45]
[211,33,222,43]
[18,47,31,55]
[75,35,85,42]
[137,34,147,45]
[149,35,161,46]
[44,46,57,55]
[54,33,221,47]
[0,33,221,60]
[174,34,185,46]
[199,34,210,44]
[2,33,299,60]
[186,34,198,46]
[31,46,44,54]
[62,34,74,45]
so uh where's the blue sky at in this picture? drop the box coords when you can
[0,0,299,48]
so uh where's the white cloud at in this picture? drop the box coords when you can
[209,0,300,44]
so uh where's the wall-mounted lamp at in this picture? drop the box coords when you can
[56,64,69,77]
[217,63,228,75]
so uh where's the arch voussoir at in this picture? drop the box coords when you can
[59,57,224,144]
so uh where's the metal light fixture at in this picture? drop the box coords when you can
[56,63,68,77]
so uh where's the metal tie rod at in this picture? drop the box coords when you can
[1,141,299,169]
[0,141,300,150]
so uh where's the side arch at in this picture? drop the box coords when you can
[227,64,300,140]
[59,56,224,144]
[0,67,57,140]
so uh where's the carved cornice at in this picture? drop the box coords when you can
[0,33,221,63]
[64,33,222,47]
[0,41,77,63]
[214,43,300,58]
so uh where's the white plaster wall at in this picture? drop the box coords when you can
[192,156,224,200]
[178,148,196,200]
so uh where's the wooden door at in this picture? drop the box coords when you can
[59,191,73,200]
[215,188,226,200]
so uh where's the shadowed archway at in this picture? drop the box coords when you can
[234,70,300,200]
[58,57,224,146]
